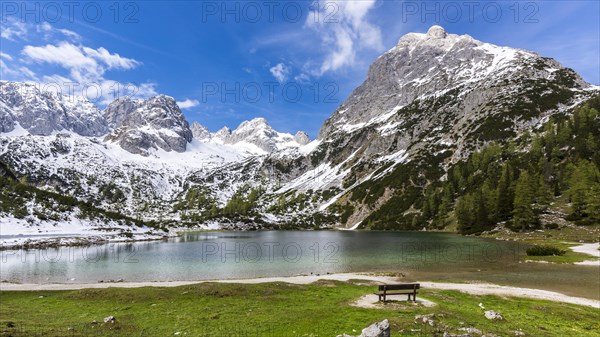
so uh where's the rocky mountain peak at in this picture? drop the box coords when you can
[190,121,211,141]
[104,95,192,155]
[294,131,310,145]
[396,25,476,52]
[0,81,109,136]
[232,118,277,139]
[213,126,232,143]
[238,117,268,128]
[427,25,447,39]
[204,118,309,152]
[318,25,592,141]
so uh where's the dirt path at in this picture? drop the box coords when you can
[2,273,598,308]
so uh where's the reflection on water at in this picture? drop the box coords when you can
[1,231,598,299]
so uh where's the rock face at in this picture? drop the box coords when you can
[190,122,211,141]
[212,126,232,143]
[294,131,310,145]
[103,95,193,155]
[104,96,139,129]
[0,81,109,136]
[337,319,390,337]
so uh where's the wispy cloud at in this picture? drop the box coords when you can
[36,22,81,42]
[0,17,27,41]
[305,0,383,75]
[269,63,290,83]
[0,52,13,61]
[22,42,140,83]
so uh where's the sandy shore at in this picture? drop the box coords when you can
[571,242,600,266]
[2,273,598,309]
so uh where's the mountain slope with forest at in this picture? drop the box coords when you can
[0,26,599,240]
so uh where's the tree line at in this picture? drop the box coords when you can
[421,96,600,234]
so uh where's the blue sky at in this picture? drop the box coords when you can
[1,1,598,138]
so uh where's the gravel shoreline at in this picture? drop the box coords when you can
[571,242,600,266]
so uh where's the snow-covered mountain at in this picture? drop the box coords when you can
[0,81,108,136]
[0,79,309,238]
[205,117,310,152]
[103,95,193,155]
[317,25,594,165]
[1,26,598,237]
[287,25,598,228]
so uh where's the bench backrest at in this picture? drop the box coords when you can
[378,283,420,291]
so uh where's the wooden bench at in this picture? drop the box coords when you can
[375,283,420,303]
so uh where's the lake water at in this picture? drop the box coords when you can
[1,231,598,299]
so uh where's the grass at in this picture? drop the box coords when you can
[523,252,592,264]
[1,281,599,336]
[519,241,596,264]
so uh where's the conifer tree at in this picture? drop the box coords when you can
[496,163,513,221]
[584,183,600,224]
[512,171,537,231]
[475,190,489,231]
[568,160,600,219]
[534,174,553,213]
[456,193,474,234]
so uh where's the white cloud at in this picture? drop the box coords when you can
[0,52,13,61]
[0,60,37,81]
[270,63,290,83]
[37,22,81,42]
[23,42,97,70]
[305,0,383,75]
[294,73,311,83]
[1,21,156,106]
[18,41,153,105]
[0,59,12,77]
[177,99,200,109]
[22,42,140,83]
[0,18,27,41]
[18,66,37,79]
[0,52,37,81]
[82,46,140,70]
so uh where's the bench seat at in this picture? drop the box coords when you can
[374,283,420,302]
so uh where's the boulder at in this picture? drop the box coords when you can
[484,310,503,320]
[337,319,390,337]
[459,327,482,335]
[415,314,435,326]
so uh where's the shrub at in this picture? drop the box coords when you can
[526,245,566,256]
